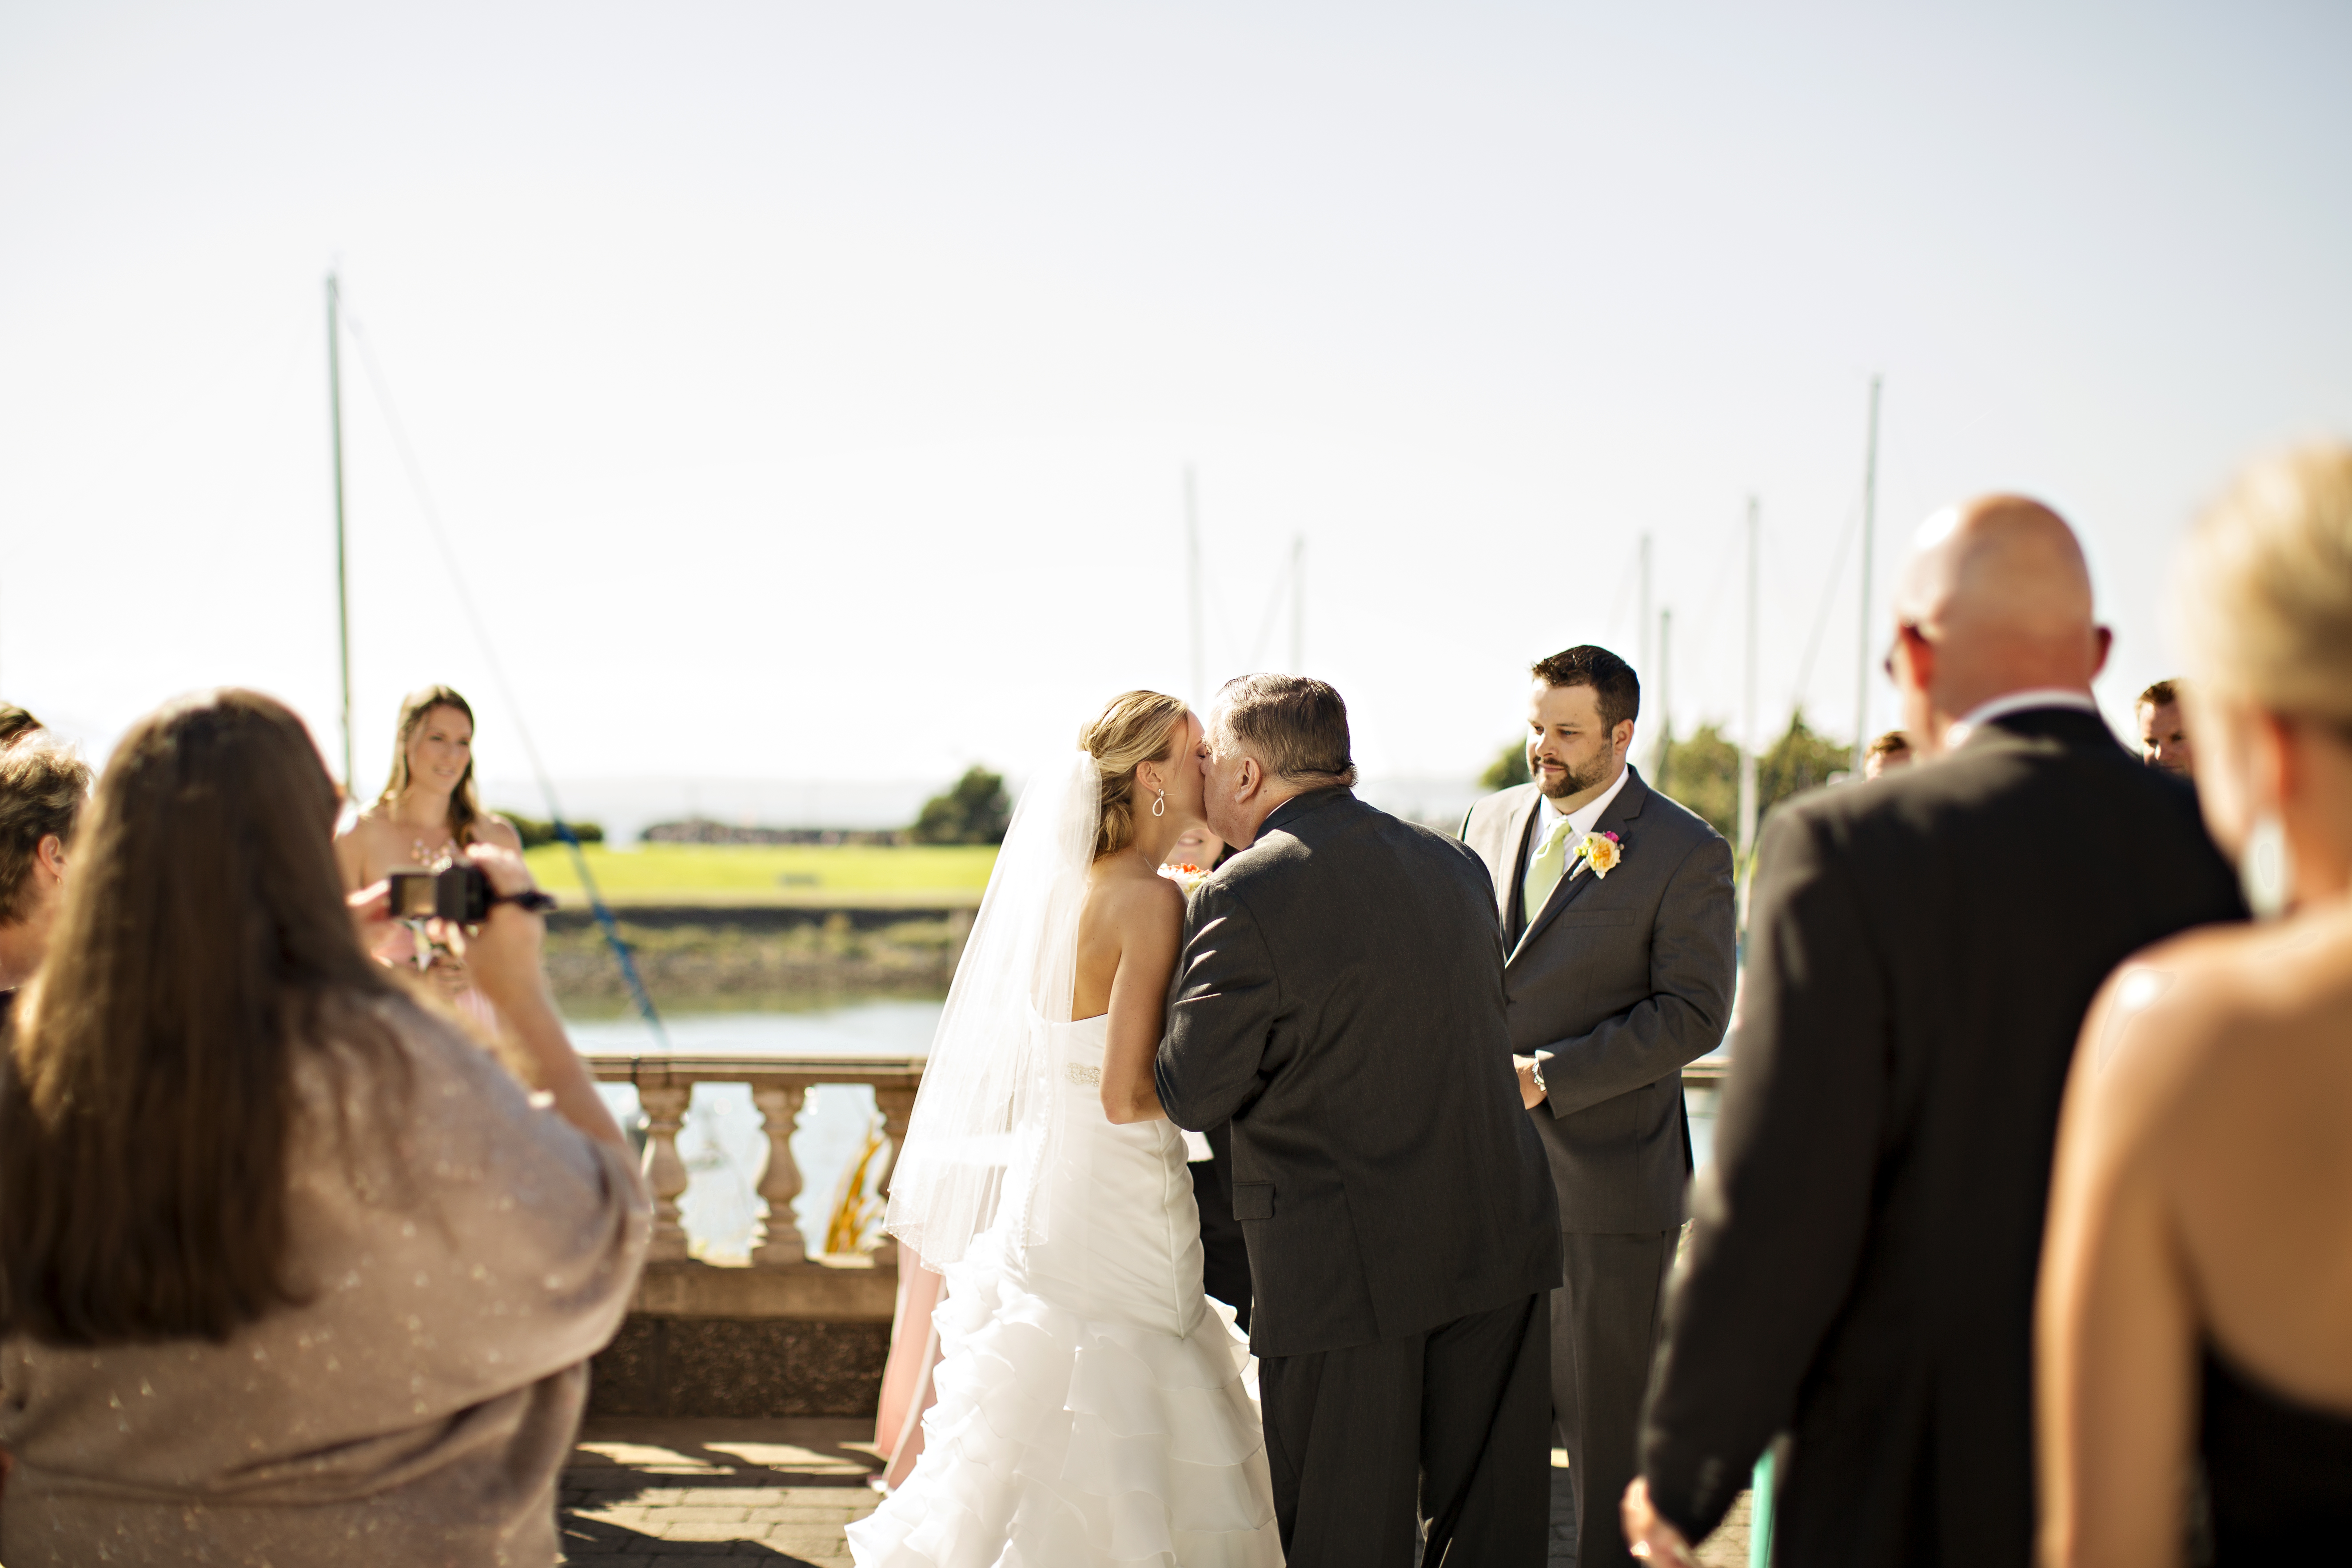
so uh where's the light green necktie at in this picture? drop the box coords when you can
[1523,816,1575,922]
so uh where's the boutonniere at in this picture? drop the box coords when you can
[1575,830,1623,879]
[1159,862,1209,896]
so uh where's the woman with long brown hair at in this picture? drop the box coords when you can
[0,689,645,1564]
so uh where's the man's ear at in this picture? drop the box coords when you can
[1901,623,1937,694]
[35,834,64,882]
[2090,625,2114,681]
[1613,719,1636,758]
[1235,757,1262,802]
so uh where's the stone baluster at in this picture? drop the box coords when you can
[750,1082,807,1266]
[638,1084,693,1263]
[869,1084,919,1267]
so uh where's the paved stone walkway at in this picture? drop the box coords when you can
[559,1420,1755,1567]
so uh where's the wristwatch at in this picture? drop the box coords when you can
[1530,1057,1547,1094]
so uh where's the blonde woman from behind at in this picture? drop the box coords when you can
[2038,443,2352,1564]
[849,691,1279,1568]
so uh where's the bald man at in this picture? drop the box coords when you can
[1622,499,2245,1567]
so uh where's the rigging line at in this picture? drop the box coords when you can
[1790,494,1864,721]
[335,298,670,1051]
[1686,505,1748,724]
[1245,549,1293,671]
[1603,533,1642,642]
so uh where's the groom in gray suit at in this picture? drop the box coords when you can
[1460,645,1736,1568]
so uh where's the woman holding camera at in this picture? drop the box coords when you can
[336,685,525,1005]
[0,689,646,1565]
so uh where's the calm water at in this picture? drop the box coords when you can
[569,999,1725,1262]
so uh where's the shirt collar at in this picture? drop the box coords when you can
[1539,763,1631,841]
[1945,688,2099,750]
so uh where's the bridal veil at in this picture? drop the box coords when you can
[883,749,1098,1271]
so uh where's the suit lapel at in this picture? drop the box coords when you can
[1509,767,1651,965]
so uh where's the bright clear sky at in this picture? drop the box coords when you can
[4,1,2348,801]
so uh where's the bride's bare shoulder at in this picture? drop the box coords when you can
[1084,854,1185,931]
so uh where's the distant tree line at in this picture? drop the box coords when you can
[500,811,606,848]
[640,820,905,846]
[909,767,1011,845]
[548,768,1014,850]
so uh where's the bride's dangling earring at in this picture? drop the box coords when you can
[1152,789,1166,818]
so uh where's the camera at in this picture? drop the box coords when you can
[387,864,555,925]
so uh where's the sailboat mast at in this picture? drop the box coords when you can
[1851,375,1882,774]
[1185,465,1204,703]
[1738,496,1760,912]
[1290,534,1305,674]
[326,273,355,794]
[1638,531,1654,772]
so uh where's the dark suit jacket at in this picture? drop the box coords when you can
[1640,708,2245,1565]
[1461,768,1737,1233]
[1154,787,1563,1359]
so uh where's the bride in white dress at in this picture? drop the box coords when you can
[848,691,1280,1568]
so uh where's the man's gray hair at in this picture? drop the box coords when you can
[1210,674,1357,786]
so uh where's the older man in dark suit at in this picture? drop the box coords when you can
[1459,645,1737,1568]
[1623,499,2246,1566]
[1156,674,1562,1568]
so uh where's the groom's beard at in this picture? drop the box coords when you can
[1538,751,1612,801]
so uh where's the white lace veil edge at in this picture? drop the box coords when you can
[882,749,1097,1272]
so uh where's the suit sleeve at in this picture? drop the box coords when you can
[1638,808,1888,1540]
[1153,883,1282,1133]
[1537,833,1736,1117]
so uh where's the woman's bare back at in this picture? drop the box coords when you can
[1074,851,1184,1125]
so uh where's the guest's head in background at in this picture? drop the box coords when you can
[1525,645,1638,808]
[1887,497,2111,758]
[2176,443,2352,914]
[1863,730,1912,780]
[2136,679,2194,776]
[1163,823,1224,870]
[0,705,41,750]
[335,685,521,898]
[0,738,90,996]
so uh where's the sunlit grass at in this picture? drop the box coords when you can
[523,842,998,899]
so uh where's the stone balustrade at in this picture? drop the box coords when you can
[585,1046,1734,1277]
[584,1051,924,1273]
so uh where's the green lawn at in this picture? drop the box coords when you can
[523,842,998,904]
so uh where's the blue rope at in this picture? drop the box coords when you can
[554,821,669,1055]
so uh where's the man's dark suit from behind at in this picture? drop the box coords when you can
[1635,498,2246,1567]
[1157,694,1561,1568]
[1460,647,1735,1568]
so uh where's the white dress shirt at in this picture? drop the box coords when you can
[1942,688,2100,751]
[1521,762,1633,889]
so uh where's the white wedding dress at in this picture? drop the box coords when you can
[846,1013,1281,1567]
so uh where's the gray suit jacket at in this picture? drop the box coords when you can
[1459,767,1737,1233]
[1155,787,1563,1359]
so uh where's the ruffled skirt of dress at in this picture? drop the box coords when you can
[845,1249,1282,1568]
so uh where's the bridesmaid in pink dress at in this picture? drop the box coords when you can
[333,685,526,1033]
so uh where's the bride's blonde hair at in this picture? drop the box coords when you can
[1080,691,1189,860]
[2178,442,2352,725]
